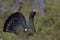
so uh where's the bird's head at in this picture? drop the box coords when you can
[29,10,36,19]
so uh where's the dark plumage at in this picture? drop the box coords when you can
[3,10,36,35]
[27,10,36,33]
[3,12,26,33]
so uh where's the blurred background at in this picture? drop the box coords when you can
[0,0,60,40]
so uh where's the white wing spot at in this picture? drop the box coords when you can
[7,24,10,26]
[24,29,27,31]
[6,29,9,31]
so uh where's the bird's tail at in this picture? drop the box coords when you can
[3,21,10,32]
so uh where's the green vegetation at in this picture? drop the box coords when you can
[0,0,60,40]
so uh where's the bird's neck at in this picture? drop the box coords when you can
[29,17,34,25]
[27,17,36,32]
[29,18,34,22]
[28,18,34,28]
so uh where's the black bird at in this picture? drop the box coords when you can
[3,10,36,34]
[3,2,36,35]
[27,10,36,33]
[3,12,26,33]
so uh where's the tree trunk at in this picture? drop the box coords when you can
[32,0,46,16]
